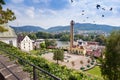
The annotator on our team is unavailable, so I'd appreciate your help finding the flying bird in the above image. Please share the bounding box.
[82,10,85,12]
[102,8,105,11]
[71,0,73,3]
[81,10,85,15]
[110,7,113,11]
[102,15,104,17]
[82,13,84,15]
[96,4,101,9]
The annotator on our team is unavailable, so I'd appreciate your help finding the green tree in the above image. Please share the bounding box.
[0,26,8,32]
[54,32,69,39]
[36,32,54,39]
[101,30,120,80]
[53,49,64,64]
[83,36,92,41]
[0,0,16,32]
[74,34,84,41]
[28,33,37,40]
[80,60,84,67]
[95,35,106,45]
[40,42,46,49]
[45,39,57,48]
[60,34,70,41]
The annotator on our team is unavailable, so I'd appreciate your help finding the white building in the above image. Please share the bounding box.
[18,35,33,52]
[0,24,17,47]
[33,39,45,49]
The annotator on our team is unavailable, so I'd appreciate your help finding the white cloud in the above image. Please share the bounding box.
[11,0,24,3]
[38,9,57,15]
[32,0,40,3]
[25,7,35,18]
[7,0,120,28]
[32,0,51,4]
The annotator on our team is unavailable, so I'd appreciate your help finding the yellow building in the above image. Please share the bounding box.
[68,45,86,55]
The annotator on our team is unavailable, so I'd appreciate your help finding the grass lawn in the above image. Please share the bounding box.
[30,50,39,54]
[30,50,40,53]
[86,66,102,78]
[30,49,53,55]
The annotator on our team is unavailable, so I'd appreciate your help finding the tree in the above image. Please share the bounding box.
[53,49,64,64]
[95,35,106,45]
[54,32,69,39]
[80,60,84,67]
[28,33,37,40]
[0,0,16,32]
[71,61,75,67]
[36,32,54,39]
[45,39,57,48]
[74,34,84,41]
[101,30,120,80]
[60,34,70,41]
[40,42,46,49]
[0,26,8,32]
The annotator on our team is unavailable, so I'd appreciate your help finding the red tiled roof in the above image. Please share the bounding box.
[86,49,101,57]
[87,42,99,45]
[47,46,56,49]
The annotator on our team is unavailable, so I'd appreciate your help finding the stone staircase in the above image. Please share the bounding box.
[0,54,31,80]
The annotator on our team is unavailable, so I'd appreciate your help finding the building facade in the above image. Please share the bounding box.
[33,39,44,49]
[18,35,33,52]
[0,24,17,47]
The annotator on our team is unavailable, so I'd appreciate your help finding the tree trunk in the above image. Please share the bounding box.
[57,60,59,64]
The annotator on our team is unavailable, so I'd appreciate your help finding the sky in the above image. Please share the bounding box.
[3,0,120,29]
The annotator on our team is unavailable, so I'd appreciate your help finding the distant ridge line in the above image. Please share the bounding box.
[11,23,120,33]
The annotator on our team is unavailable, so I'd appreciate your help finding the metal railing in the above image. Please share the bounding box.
[0,49,61,80]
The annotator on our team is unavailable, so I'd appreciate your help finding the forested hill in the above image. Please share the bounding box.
[11,25,45,32]
[47,23,120,33]
[12,23,120,33]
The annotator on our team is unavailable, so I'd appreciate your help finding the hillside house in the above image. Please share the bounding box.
[0,24,17,47]
[18,35,33,51]
[33,39,45,49]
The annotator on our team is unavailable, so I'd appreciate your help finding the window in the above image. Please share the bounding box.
[29,43,30,47]
[9,40,13,46]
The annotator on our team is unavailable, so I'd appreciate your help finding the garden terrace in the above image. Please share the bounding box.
[0,41,102,80]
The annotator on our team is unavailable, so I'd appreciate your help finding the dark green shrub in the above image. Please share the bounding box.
[87,65,90,68]
[91,62,94,65]
[80,67,85,70]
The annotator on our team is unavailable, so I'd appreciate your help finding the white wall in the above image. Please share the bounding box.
[0,37,17,47]
[20,36,33,51]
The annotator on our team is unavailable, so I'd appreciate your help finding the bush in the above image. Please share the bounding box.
[80,67,85,70]
[87,65,90,68]
[91,62,94,65]
[92,60,95,62]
